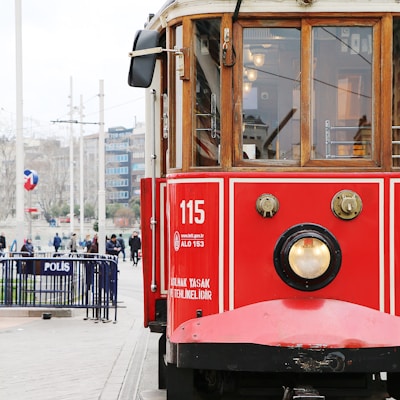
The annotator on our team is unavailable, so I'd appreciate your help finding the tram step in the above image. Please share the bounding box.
[284,387,325,400]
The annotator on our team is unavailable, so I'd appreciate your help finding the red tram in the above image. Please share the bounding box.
[128,0,400,398]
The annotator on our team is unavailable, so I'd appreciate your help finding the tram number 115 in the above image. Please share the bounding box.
[180,200,205,224]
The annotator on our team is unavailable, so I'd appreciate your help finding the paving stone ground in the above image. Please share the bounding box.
[0,259,159,400]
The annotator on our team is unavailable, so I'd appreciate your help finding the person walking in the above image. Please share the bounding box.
[0,232,6,253]
[117,234,126,261]
[84,234,92,253]
[129,231,141,267]
[53,233,62,252]
[88,234,98,253]
[21,238,34,256]
[106,234,121,257]
[69,233,77,253]
[20,238,35,274]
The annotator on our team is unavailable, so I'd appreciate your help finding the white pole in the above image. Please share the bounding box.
[98,80,106,254]
[15,0,25,251]
[69,77,75,235]
[79,95,84,244]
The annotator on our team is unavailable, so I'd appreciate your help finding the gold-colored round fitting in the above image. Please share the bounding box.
[331,190,362,220]
[256,193,279,218]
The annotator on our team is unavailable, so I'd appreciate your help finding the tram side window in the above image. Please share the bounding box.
[393,19,400,167]
[170,25,183,169]
[193,19,221,167]
[242,27,301,161]
[311,26,373,160]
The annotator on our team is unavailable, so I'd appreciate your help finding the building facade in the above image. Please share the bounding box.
[84,125,145,209]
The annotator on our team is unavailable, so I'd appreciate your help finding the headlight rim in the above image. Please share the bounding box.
[273,223,342,291]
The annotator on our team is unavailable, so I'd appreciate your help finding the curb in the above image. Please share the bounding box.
[0,307,74,318]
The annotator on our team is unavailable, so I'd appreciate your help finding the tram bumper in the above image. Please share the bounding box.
[168,298,400,373]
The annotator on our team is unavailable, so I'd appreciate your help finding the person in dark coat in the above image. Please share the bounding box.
[0,232,6,253]
[53,233,62,252]
[117,234,126,261]
[21,238,34,256]
[84,234,92,253]
[88,234,98,253]
[20,238,34,274]
[106,234,121,257]
[128,231,141,267]
[69,233,77,253]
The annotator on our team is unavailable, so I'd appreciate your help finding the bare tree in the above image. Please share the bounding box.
[0,136,16,220]
[25,139,71,221]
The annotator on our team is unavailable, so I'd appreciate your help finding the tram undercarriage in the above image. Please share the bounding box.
[167,367,397,400]
[163,300,400,399]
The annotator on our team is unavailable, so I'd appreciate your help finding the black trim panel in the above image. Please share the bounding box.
[176,342,400,373]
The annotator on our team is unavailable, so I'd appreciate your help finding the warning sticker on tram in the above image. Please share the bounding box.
[169,276,212,300]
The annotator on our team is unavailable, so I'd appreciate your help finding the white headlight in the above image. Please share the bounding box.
[288,237,331,279]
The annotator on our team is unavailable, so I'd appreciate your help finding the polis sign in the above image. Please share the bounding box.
[40,260,73,276]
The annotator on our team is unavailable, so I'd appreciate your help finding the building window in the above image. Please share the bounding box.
[106,166,129,175]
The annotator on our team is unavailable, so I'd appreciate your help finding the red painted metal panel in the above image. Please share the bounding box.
[140,177,167,328]
[142,172,400,348]
[167,179,222,336]
[231,177,382,311]
[171,298,400,348]
[393,179,400,315]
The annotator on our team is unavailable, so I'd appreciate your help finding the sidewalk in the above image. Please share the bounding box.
[0,258,152,400]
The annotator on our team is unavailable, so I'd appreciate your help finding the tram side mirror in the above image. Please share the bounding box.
[128,30,160,88]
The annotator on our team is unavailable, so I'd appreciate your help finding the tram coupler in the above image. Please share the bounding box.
[282,386,325,400]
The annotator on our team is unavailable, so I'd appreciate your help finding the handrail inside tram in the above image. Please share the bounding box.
[325,121,400,160]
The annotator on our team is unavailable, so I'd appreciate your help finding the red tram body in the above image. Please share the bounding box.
[129,0,400,398]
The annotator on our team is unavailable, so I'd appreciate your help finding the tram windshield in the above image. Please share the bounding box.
[242,27,301,161]
[241,23,374,164]
[311,26,373,160]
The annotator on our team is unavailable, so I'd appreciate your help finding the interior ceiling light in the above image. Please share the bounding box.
[243,81,252,93]
[253,53,265,67]
[247,69,258,81]
[243,48,253,64]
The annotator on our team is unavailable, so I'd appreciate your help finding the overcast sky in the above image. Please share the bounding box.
[0,0,165,138]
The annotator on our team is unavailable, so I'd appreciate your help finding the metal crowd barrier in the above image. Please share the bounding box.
[0,252,119,322]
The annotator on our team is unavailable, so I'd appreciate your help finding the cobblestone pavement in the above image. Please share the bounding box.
[0,259,157,400]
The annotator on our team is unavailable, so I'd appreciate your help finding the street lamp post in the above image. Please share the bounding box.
[98,80,106,254]
[79,95,84,244]
[69,77,75,235]
[15,0,25,250]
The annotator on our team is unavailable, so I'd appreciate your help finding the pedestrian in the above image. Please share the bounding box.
[69,233,77,253]
[21,238,34,256]
[85,234,92,253]
[53,232,62,252]
[88,234,98,253]
[117,234,126,261]
[20,238,34,274]
[106,234,121,257]
[129,231,141,267]
[0,232,6,253]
